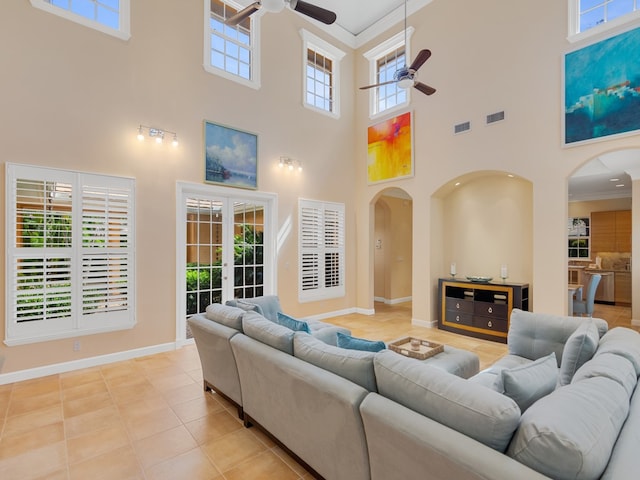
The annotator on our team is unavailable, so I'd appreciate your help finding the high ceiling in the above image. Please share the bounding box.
[569,150,640,202]
[309,0,407,36]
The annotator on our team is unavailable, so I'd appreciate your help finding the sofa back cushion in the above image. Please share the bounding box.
[293,333,378,391]
[507,376,629,480]
[572,352,638,398]
[205,303,246,331]
[508,309,607,365]
[227,295,282,322]
[594,327,640,375]
[374,350,520,452]
[242,311,294,354]
[558,319,600,385]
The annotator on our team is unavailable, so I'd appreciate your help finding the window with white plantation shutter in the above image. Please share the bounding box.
[299,199,345,302]
[6,164,135,345]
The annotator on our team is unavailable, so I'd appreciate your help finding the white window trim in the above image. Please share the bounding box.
[300,29,346,119]
[5,163,136,346]
[363,27,414,120]
[298,198,345,303]
[568,0,640,43]
[203,0,261,90]
[30,0,131,41]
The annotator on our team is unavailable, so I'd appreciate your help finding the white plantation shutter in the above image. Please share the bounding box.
[299,199,345,302]
[6,164,135,345]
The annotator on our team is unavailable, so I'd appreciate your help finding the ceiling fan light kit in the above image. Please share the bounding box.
[224,0,336,26]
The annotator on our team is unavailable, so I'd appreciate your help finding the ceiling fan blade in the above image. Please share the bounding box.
[359,79,399,90]
[224,2,261,26]
[290,0,337,25]
[409,49,432,73]
[414,81,436,96]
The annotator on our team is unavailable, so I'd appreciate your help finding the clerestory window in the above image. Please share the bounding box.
[30,0,131,40]
[363,28,414,118]
[300,29,346,118]
[569,0,640,41]
[205,0,260,89]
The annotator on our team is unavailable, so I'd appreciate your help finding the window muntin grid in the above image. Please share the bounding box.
[306,49,334,112]
[209,0,253,81]
[375,47,407,115]
[579,0,639,32]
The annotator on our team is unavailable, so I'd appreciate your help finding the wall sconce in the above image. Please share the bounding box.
[278,156,302,172]
[137,125,178,146]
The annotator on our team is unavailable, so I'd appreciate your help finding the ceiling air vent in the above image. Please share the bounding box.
[454,121,471,135]
[486,111,505,125]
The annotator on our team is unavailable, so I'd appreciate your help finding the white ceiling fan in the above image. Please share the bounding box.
[225,0,337,26]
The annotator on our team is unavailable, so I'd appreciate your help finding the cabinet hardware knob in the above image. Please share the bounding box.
[488,307,493,314]
[488,321,493,328]
[456,315,460,322]
[456,303,460,309]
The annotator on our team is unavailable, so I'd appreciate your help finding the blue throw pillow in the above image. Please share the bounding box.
[275,312,311,333]
[336,332,386,352]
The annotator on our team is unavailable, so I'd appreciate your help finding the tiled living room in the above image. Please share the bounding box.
[0,302,636,479]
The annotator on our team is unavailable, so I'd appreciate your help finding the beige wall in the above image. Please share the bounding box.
[569,198,632,217]
[0,1,357,374]
[355,0,640,322]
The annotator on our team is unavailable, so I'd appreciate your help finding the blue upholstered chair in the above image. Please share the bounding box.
[573,274,601,317]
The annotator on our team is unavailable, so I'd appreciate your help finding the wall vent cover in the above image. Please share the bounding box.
[454,121,471,134]
[486,111,505,124]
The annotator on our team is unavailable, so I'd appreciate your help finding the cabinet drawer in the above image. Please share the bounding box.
[445,297,474,314]
[445,310,473,326]
[473,316,508,332]
[474,301,508,318]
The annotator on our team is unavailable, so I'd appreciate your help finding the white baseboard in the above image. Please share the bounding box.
[305,307,358,321]
[632,318,640,326]
[356,307,376,316]
[0,342,178,386]
[412,318,438,328]
[373,296,412,305]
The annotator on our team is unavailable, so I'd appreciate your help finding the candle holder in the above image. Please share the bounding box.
[500,265,508,283]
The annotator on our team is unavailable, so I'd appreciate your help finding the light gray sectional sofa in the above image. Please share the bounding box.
[190,300,640,480]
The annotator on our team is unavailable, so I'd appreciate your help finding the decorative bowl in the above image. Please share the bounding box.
[466,276,493,283]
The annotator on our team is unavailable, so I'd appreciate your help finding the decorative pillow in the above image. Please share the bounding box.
[374,350,520,452]
[242,311,294,354]
[559,320,600,385]
[234,299,265,316]
[204,303,245,331]
[336,332,386,352]
[275,312,311,333]
[495,352,557,412]
[293,333,377,391]
[573,352,638,398]
[507,377,629,480]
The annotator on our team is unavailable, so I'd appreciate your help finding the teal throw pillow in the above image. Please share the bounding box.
[275,312,311,333]
[336,332,386,352]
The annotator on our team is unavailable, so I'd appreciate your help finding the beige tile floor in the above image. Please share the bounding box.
[0,302,634,479]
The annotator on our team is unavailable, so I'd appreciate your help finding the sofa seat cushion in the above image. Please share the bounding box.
[374,350,520,452]
[496,352,558,412]
[594,327,640,375]
[572,352,638,398]
[293,333,377,391]
[559,319,600,386]
[205,303,246,331]
[507,376,629,480]
[242,311,294,354]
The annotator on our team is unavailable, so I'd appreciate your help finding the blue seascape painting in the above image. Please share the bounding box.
[565,26,640,145]
[204,121,258,189]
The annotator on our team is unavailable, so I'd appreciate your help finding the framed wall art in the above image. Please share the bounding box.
[367,111,414,184]
[564,26,640,146]
[204,120,258,189]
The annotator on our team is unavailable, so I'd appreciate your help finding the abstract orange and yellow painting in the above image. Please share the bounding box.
[367,111,413,184]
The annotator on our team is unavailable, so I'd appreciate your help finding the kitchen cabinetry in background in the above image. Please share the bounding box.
[615,271,632,305]
[591,210,631,254]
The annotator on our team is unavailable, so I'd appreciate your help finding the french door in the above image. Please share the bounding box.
[177,183,276,341]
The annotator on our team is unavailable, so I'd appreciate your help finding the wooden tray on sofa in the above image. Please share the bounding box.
[389,337,444,360]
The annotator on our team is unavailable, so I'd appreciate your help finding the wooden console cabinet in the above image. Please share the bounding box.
[438,279,530,343]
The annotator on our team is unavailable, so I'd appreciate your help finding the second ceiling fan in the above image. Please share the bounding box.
[359,1,436,97]
[225,0,337,26]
